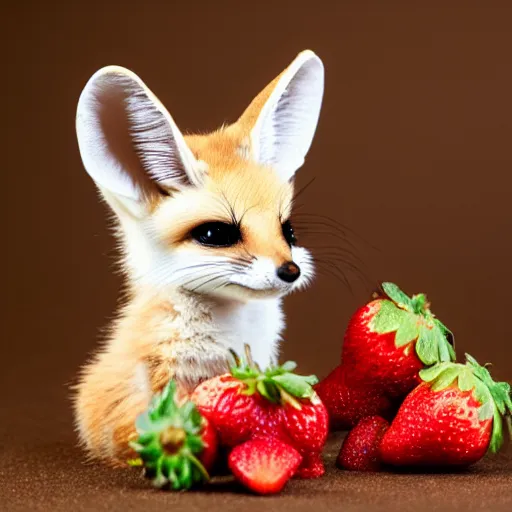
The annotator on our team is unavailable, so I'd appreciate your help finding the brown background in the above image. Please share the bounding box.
[1,1,512,510]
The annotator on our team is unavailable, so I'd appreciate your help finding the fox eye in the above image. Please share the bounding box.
[282,220,297,246]
[191,222,242,247]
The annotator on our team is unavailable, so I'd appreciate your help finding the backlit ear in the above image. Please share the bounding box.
[238,50,324,181]
[76,66,204,217]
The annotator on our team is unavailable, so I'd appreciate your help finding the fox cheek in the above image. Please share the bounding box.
[290,246,315,284]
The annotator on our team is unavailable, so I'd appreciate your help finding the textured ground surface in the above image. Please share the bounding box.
[2,396,511,512]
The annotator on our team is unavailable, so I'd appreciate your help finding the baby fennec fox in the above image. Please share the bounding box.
[74,50,324,464]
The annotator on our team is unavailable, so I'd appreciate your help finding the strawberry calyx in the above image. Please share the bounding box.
[419,353,512,454]
[128,380,210,490]
[371,282,456,366]
[230,354,319,410]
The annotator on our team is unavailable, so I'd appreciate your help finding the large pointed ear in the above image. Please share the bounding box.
[237,50,324,181]
[76,66,204,217]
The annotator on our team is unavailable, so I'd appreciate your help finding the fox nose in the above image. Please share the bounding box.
[276,261,301,283]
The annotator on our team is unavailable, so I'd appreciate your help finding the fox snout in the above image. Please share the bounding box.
[276,261,301,283]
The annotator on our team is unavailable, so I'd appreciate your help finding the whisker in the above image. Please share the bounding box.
[314,262,354,292]
[293,213,380,251]
[292,227,360,253]
[292,177,316,204]
[310,245,366,267]
[190,271,238,293]
[314,255,374,290]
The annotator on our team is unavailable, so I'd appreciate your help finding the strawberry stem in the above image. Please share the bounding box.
[129,380,210,490]
[230,346,319,407]
[374,282,456,366]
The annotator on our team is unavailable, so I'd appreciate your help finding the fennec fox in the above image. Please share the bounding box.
[74,50,324,464]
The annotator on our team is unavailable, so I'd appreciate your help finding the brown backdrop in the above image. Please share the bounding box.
[2,0,512,470]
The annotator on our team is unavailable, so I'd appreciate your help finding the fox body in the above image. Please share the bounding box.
[73,51,324,464]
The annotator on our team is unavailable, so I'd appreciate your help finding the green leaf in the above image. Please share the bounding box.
[416,326,440,366]
[187,434,204,454]
[506,416,512,442]
[303,374,319,386]
[473,378,491,406]
[447,342,456,361]
[135,412,154,433]
[411,294,427,314]
[371,300,408,334]
[489,407,503,453]
[188,453,210,482]
[490,382,511,415]
[457,367,476,392]
[139,443,163,463]
[381,282,413,310]
[231,366,258,380]
[434,318,455,353]
[161,455,179,478]
[179,458,192,490]
[280,361,297,372]
[272,373,315,399]
[437,335,452,363]
[478,400,495,421]
[431,367,461,391]
[419,362,452,382]
[257,379,280,403]
[158,381,177,417]
[394,312,420,347]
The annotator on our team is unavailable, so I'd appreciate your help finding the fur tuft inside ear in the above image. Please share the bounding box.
[76,66,203,215]
[241,50,324,181]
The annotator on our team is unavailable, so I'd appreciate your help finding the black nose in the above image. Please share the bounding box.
[277,261,301,283]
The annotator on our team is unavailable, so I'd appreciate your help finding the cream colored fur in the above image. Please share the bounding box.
[73,50,324,464]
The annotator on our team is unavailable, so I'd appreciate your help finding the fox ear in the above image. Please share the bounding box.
[238,50,324,181]
[76,66,204,217]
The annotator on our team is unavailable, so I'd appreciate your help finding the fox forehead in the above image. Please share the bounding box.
[151,128,294,242]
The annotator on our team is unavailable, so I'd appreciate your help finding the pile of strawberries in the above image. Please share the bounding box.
[129,351,328,494]
[316,282,512,471]
[128,282,511,494]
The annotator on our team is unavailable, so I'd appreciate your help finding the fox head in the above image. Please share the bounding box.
[76,51,324,300]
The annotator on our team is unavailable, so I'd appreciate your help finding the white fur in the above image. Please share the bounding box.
[210,298,284,368]
[76,66,205,217]
[165,290,285,370]
[115,218,313,368]
[250,50,324,181]
[76,53,322,371]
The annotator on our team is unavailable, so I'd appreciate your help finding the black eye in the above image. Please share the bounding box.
[282,220,297,246]
[191,222,241,247]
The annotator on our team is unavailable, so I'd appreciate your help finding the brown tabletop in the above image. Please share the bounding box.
[2,395,511,512]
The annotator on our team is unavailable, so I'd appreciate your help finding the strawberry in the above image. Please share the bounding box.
[381,354,512,467]
[129,380,217,490]
[342,282,456,398]
[314,364,395,430]
[228,438,302,494]
[192,358,328,478]
[337,416,389,471]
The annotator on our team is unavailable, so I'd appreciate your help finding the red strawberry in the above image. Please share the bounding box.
[129,380,218,490]
[381,354,512,467]
[342,282,456,398]
[315,364,395,430]
[337,416,389,471]
[191,374,255,447]
[228,438,302,494]
[192,359,328,478]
